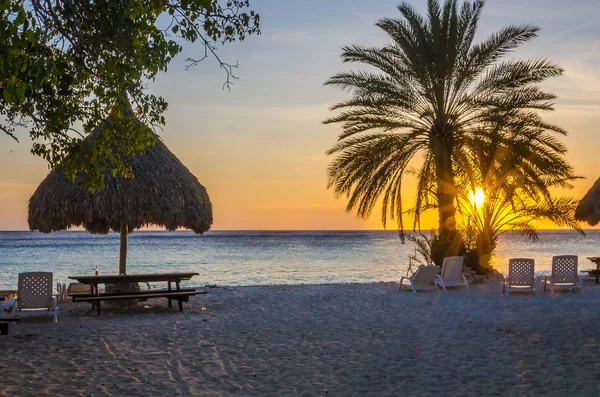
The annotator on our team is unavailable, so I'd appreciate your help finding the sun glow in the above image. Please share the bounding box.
[469,188,485,208]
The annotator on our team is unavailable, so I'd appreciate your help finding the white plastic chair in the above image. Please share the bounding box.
[504,258,538,296]
[542,255,584,296]
[399,265,441,294]
[434,256,468,291]
[17,272,58,323]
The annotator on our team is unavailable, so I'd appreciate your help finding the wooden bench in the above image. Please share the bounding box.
[0,316,21,335]
[71,288,206,314]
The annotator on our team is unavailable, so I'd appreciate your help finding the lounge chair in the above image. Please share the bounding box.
[542,255,584,296]
[399,265,441,294]
[434,256,468,291]
[17,272,58,323]
[504,258,538,296]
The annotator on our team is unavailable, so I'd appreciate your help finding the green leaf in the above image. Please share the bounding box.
[3,89,14,103]
[14,10,26,26]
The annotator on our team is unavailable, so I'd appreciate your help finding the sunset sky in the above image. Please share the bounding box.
[1,0,599,231]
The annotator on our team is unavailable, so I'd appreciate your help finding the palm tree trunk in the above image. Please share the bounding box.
[477,234,493,272]
[476,212,496,273]
[434,142,458,233]
[433,138,462,257]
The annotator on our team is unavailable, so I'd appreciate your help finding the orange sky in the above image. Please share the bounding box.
[1,0,600,231]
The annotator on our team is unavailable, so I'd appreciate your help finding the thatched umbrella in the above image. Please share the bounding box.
[575,178,600,226]
[28,130,213,275]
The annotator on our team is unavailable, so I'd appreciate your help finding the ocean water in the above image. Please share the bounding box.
[0,230,599,289]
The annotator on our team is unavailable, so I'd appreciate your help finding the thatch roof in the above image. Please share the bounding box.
[575,177,600,226]
[28,134,213,234]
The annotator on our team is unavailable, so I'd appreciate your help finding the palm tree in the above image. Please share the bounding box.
[324,0,565,257]
[456,125,582,270]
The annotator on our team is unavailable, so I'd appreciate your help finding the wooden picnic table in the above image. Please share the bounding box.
[586,257,600,284]
[67,272,202,315]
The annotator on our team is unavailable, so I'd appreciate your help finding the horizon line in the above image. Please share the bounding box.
[0,229,596,233]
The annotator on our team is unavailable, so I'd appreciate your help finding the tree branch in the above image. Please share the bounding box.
[0,124,19,142]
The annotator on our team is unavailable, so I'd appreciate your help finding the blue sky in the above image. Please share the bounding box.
[2,0,600,230]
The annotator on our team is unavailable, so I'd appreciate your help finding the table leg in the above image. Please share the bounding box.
[596,263,600,284]
[90,284,96,312]
[0,323,8,335]
[176,281,183,312]
[168,281,172,308]
[95,284,101,316]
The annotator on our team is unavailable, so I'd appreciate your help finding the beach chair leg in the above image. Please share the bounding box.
[399,277,407,292]
[409,280,416,294]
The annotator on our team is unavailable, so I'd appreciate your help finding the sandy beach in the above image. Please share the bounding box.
[1,280,600,396]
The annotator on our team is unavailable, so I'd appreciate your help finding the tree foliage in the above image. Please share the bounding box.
[457,125,582,271]
[1,0,260,190]
[324,0,566,257]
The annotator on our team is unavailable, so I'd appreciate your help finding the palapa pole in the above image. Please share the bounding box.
[119,221,128,275]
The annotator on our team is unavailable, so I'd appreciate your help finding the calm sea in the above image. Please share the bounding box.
[1,230,599,289]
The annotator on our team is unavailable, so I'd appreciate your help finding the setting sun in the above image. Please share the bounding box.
[469,188,485,208]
